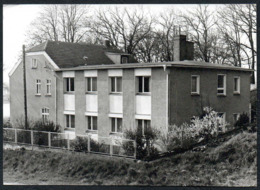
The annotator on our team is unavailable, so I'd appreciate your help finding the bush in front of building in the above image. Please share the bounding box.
[234,112,249,129]
[71,136,89,152]
[161,107,230,151]
[123,126,160,160]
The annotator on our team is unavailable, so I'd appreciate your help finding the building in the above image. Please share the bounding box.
[9,35,252,139]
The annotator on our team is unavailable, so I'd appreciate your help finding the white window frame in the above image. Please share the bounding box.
[233,113,240,123]
[110,77,122,93]
[86,116,98,131]
[36,79,41,95]
[46,79,51,95]
[137,119,151,136]
[31,58,38,69]
[217,74,226,95]
[111,117,123,133]
[86,77,97,93]
[233,76,240,94]
[42,108,49,123]
[65,114,75,129]
[137,76,151,94]
[191,75,200,95]
[64,78,74,92]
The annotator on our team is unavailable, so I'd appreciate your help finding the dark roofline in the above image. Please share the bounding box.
[55,61,253,72]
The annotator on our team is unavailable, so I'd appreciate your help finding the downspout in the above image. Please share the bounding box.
[163,65,169,133]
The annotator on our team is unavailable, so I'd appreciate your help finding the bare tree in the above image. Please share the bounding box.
[180,5,217,62]
[217,4,256,83]
[90,7,154,57]
[26,5,90,47]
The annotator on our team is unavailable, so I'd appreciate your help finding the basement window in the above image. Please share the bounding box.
[111,118,122,133]
[65,115,75,129]
[137,119,150,136]
[217,74,226,96]
[191,75,200,95]
[87,116,98,131]
[234,76,240,94]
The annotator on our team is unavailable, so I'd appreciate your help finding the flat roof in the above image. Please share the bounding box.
[56,61,253,72]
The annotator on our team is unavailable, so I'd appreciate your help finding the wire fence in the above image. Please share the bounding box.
[3,128,136,159]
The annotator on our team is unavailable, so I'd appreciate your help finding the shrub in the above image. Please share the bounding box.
[235,112,249,128]
[32,120,61,132]
[161,107,229,151]
[71,136,89,152]
[3,118,12,128]
[123,126,160,160]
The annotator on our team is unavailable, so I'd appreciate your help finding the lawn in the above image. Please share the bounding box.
[3,131,257,186]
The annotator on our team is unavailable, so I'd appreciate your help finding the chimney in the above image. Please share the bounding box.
[104,40,110,48]
[173,34,194,61]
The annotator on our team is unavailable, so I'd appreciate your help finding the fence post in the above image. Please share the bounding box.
[48,132,51,148]
[14,129,17,144]
[31,130,34,148]
[110,138,113,156]
[67,133,70,150]
[87,135,90,153]
[134,141,137,159]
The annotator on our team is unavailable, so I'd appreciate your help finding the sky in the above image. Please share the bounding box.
[2,4,224,85]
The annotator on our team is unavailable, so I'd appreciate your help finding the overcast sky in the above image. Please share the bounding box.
[3,4,221,85]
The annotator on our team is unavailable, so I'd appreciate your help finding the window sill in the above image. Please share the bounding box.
[217,94,226,97]
[86,130,98,134]
[45,94,52,97]
[64,92,75,94]
[110,92,122,95]
[109,132,123,136]
[191,92,200,96]
[233,92,240,95]
[35,94,41,97]
[136,92,151,96]
[64,128,75,131]
[86,91,98,95]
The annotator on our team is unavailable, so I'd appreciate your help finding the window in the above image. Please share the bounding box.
[137,119,151,136]
[87,116,97,131]
[121,56,128,63]
[233,113,240,123]
[111,77,122,93]
[217,74,226,95]
[65,115,75,129]
[138,76,150,93]
[234,76,240,94]
[42,108,49,123]
[32,58,38,69]
[191,75,200,94]
[111,118,122,133]
[36,79,41,95]
[46,79,51,95]
[86,77,97,92]
[65,78,74,92]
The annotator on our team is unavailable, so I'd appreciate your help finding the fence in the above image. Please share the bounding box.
[3,128,136,159]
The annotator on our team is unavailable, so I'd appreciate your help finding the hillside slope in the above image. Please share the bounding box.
[3,131,256,186]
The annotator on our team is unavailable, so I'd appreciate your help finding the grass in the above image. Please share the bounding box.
[3,131,256,186]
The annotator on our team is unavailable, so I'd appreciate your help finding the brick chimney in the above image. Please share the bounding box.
[173,35,194,61]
